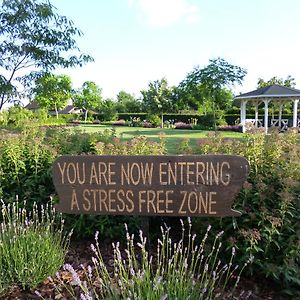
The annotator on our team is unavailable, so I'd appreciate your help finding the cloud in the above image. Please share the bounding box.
[128,0,200,27]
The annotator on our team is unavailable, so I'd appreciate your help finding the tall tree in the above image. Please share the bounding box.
[34,73,72,118]
[257,75,296,88]
[73,81,102,123]
[0,0,93,110]
[116,91,141,113]
[182,58,246,129]
[141,78,173,127]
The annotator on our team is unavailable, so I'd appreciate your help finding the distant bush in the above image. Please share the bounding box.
[218,124,242,132]
[112,119,126,126]
[143,121,153,128]
[175,122,192,129]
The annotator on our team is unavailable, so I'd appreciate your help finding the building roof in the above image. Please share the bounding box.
[59,105,78,114]
[235,84,300,100]
[24,101,39,110]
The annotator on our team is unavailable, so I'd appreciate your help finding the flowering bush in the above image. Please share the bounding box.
[194,130,300,296]
[143,121,153,128]
[218,125,242,132]
[71,119,81,124]
[174,122,192,129]
[112,119,126,126]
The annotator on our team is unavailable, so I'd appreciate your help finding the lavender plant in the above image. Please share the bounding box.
[46,218,252,299]
[0,199,71,295]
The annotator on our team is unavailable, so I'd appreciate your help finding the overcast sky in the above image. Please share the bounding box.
[51,0,300,99]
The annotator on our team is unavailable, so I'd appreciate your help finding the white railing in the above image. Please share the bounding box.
[271,119,288,130]
[245,119,263,127]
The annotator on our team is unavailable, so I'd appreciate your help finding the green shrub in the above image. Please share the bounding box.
[0,128,56,204]
[7,107,34,128]
[194,130,300,296]
[47,219,251,299]
[0,200,70,295]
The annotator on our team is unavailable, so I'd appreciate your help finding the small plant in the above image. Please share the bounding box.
[0,199,71,295]
[46,219,252,299]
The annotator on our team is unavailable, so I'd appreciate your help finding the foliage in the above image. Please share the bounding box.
[181,58,246,130]
[116,91,142,113]
[0,200,70,294]
[257,75,296,88]
[95,135,165,156]
[146,114,161,127]
[0,126,168,238]
[73,81,102,123]
[194,130,300,296]
[0,128,56,203]
[99,98,118,121]
[141,78,174,127]
[0,0,93,110]
[46,219,251,300]
[33,73,72,119]
[6,106,34,128]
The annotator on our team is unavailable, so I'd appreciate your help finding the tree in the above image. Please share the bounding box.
[99,98,117,121]
[34,73,72,118]
[0,0,93,110]
[182,58,246,129]
[73,81,102,122]
[257,75,296,88]
[116,91,141,113]
[141,78,173,127]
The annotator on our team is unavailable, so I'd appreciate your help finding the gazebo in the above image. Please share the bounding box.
[234,85,300,133]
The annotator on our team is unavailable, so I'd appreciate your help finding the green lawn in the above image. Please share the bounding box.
[77,125,243,153]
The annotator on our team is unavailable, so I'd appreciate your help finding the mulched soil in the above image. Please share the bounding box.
[2,238,292,300]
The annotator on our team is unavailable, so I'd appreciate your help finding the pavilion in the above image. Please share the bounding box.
[234,85,300,133]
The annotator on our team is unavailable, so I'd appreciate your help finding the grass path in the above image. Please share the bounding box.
[78,125,243,153]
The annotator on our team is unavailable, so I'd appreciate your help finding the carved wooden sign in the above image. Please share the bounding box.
[53,155,249,217]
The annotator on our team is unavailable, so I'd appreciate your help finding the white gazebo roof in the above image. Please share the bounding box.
[235,84,300,101]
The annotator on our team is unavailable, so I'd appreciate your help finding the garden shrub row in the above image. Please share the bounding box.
[190,130,300,297]
[0,125,299,296]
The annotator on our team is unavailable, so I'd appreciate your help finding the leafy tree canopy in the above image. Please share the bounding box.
[179,58,246,112]
[0,0,93,110]
[257,75,296,88]
[73,81,102,122]
[141,78,174,114]
[33,73,72,118]
[116,91,141,113]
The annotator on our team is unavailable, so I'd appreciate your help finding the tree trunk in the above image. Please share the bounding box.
[84,109,88,123]
[212,93,217,132]
[55,103,58,119]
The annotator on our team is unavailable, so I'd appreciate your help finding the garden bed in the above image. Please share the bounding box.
[3,237,291,300]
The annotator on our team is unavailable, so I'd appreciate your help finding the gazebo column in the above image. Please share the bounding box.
[240,100,248,133]
[254,100,260,128]
[263,99,270,134]
[278,102,284,129]
[292,99,299,127]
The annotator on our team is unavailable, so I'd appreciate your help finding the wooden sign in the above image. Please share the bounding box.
[53,155,249,217]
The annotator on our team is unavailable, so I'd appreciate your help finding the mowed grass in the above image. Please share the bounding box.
[77,125,243,153]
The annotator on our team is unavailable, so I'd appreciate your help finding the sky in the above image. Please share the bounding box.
[51,0,300,99]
